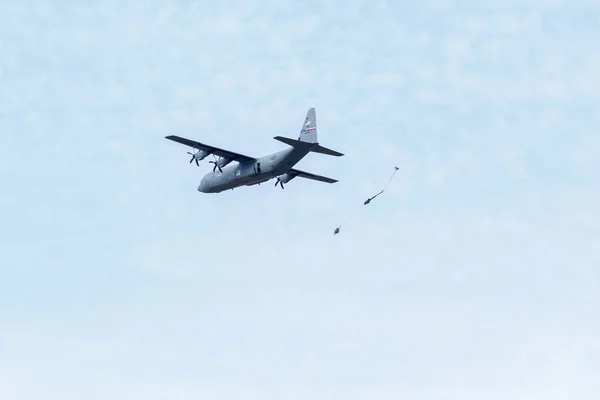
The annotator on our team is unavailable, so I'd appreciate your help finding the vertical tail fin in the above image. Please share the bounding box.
[298,107,317,143]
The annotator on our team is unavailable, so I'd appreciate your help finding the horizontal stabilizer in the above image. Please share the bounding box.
[288,168,338,183]
[273,136,312,149]
[310,144,344,157]
[273,136,344,157]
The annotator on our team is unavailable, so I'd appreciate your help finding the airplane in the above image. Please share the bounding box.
[165,107,344,193]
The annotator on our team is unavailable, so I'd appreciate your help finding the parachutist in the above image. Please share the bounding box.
[335,166,400,235]
[364,189,383,205]
[363,167,398,205]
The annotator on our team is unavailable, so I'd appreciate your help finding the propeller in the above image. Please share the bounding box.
[275,173,293,189]
[187,151,199,166]
[275,177,285,189]
[186,148,209,166]
[209,154,223,172]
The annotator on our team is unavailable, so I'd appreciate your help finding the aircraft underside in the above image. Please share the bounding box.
[215,174,273,192]
[198,167,276,193]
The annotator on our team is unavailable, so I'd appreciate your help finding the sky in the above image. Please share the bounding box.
[1,0,599,398]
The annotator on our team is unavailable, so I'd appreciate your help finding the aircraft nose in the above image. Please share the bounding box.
[198,176,208,192]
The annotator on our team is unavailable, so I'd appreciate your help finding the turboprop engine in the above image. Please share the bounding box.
[274,173,294,189]
[209,156,232,172]
[187,149,210,166]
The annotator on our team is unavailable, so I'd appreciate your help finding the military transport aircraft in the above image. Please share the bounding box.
[165,107,344,193]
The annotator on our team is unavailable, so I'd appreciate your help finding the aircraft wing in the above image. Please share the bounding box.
[288,168,338,183]
[165,135,256,164]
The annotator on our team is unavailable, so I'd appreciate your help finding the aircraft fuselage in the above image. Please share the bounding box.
[198,145,312,193]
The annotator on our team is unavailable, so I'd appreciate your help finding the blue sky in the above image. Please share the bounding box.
[1,0,599,398]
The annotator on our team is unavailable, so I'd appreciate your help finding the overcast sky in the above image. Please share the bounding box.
[1,1,599,399]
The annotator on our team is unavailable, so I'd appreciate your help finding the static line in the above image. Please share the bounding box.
[334,166,400,235]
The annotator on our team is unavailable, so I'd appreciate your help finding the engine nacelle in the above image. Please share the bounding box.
[277,173,293,184]
[194,150,210,160]
[216,157,232,167]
